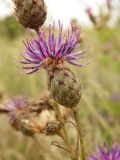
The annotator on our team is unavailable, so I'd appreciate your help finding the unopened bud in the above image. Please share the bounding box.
[13,0,47,31]
[86,7,97,25]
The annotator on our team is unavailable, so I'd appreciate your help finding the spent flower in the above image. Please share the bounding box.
[5,97,28,130]
[4,93,71,135]
[5,97,34,136]
[4,97,35,136]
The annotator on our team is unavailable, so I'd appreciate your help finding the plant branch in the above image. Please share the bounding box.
[73,107,86,160]
[53,101,77,160]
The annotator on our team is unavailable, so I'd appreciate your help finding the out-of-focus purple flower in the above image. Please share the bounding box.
[5,97,28,129]
[21,21,89,74]
[86,7,93,16]
[89,145,120,160]
[111,93,120,102]
[86,7,97,25]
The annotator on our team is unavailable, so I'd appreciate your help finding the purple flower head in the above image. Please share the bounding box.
[21,21,89,74]
[89,145,120,160]
[5,97,28,126]
[86,7,93,15]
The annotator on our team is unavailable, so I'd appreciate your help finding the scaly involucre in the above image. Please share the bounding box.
[21,21,89,74]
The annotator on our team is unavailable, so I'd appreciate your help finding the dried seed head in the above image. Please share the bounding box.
[19,93,71,135]
[4,93,71,136]
[18,109,60,135]
[45,122,61,135]
[13,0,47,30]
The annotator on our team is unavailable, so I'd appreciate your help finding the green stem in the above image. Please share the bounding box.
[53,102,77,160]
[73,107,86,160]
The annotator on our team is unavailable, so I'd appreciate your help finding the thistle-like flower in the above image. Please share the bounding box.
[21,22,88,72]
[5,97,28,130]
[89,145,120,160]
[86,7,97,25]
[21,22,89,108]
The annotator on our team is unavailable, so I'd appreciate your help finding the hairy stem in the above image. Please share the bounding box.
[53,102,77,160]
[73,107,86,160]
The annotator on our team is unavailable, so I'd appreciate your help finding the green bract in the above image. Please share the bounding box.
[48,66,81,108]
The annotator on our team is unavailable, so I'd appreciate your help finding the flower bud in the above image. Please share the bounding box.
[48,65,81,108]
[86,7,97,25]
[13,0,47,30]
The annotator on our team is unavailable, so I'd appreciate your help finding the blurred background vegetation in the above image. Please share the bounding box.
[0,2,120,160]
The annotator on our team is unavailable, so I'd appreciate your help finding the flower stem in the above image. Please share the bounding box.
[53,102,77,160]
[73,107,86,160]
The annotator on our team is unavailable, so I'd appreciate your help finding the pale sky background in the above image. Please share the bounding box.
[0,0,119,26]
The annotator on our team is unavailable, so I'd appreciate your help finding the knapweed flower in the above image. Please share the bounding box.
[5,97,28,130]
[21,21,89,74]
[89,145,120,160]
[21,22,89,108]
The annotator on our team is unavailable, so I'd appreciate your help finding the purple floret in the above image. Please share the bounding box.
[89,146,120,160]
[21,21,89,74]
[5,97,27,124]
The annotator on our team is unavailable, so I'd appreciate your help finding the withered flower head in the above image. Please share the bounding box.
[5,97,28,130]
